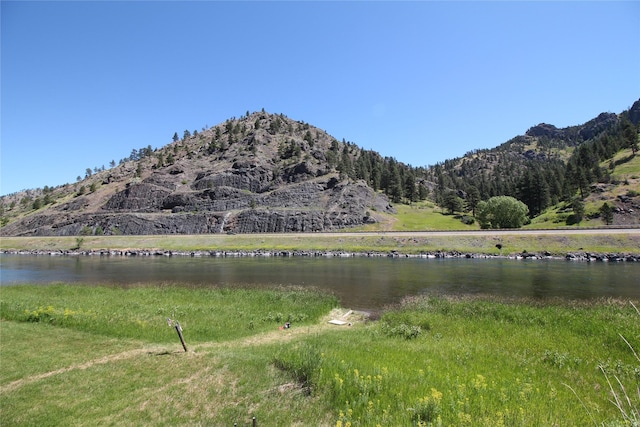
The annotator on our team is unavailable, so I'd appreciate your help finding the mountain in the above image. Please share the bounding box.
[424,99,640,220]
[1,100,639,236]
[0,112,395,236]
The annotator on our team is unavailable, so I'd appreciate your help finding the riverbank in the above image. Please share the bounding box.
[1,285,637,425]
[2,247,640,262]
[1,230,639,260]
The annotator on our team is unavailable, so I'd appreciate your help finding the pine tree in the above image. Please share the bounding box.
[571,197,585,225]
[354,154,370,183]
[385,160,404,203]
[518,167,550,216]
[418,183,429,201]
[599,202,614,225]
[404,172,417,203]
[465,186,480,216]
[622,118,639,155]
[443,190,463,214]
[338,151,353,179]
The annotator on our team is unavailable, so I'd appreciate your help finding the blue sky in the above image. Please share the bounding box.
[1,1,639,196]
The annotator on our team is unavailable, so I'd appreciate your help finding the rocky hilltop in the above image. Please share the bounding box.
[1,112,394,236]
[525,112,620,142]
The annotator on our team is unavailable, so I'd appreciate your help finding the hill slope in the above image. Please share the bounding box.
[1,100,639,236]
[0,112,394,236]
[423,99,640,224]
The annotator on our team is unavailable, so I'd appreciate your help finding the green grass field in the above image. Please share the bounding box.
[1,285,638,426]
[352,202,479,232]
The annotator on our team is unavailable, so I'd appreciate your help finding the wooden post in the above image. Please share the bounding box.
[174,321,187,352]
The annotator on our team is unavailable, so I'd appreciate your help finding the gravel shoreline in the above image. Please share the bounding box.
[2,249,639,262]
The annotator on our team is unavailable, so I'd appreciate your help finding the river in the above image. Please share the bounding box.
[1,254,638,310]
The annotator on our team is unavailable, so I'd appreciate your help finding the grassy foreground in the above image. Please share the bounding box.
[1,285,638,426]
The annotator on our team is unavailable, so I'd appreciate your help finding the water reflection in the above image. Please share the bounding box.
[1,255,638,310]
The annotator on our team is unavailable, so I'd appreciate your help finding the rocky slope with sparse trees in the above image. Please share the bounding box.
[1,99,639,236]
[0,111,398,236]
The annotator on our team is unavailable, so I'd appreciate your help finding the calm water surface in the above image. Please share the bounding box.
[1,255,638,310]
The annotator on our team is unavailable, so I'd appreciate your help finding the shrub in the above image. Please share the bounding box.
[476,196,529,229]
[72,237,84,250]
[380,322,422,339]
[460,215,475,225]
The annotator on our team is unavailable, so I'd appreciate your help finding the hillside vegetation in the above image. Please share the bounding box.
[1,100,639,236]
[531,148,640,228]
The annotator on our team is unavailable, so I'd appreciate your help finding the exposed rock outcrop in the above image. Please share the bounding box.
[525,112,619,143]
[525,123,565,139]
[0,112,395,236]
[629,99,640,126]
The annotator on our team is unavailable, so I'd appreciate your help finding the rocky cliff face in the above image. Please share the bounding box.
[525,112,619,143]
[0,112,394,236]
[629,99,640,126]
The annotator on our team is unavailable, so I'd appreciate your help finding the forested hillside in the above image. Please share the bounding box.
[422,100,640,224]
[1,100,639,235]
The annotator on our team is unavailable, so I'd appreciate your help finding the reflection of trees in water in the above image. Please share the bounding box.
[529,262,599,300]
[4,256,638,307]
[530,268,551,300]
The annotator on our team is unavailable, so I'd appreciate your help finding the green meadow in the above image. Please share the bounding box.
[1,285,638,426]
